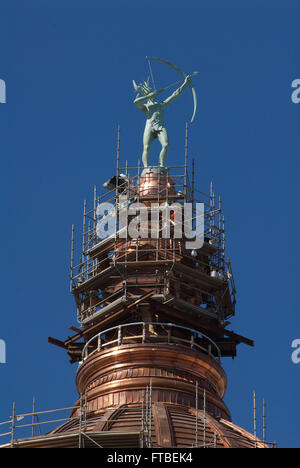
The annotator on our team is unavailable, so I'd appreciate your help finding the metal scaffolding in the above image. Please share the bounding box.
[0,387,277,449]
[69,160,236,329]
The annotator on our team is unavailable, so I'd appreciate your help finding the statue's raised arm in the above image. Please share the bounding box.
[162,75,192,107]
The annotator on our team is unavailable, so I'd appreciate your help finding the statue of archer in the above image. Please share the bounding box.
[132,75,192,169]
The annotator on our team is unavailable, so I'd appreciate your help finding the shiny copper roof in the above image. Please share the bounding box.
[39,167,268,448]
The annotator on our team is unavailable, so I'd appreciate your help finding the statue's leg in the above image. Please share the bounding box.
[142,127,154,167]
[157,128,169,167]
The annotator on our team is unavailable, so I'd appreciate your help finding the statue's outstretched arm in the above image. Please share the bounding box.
[163,75,191,107]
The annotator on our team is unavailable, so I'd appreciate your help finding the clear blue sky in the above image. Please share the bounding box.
[0,0,299,448]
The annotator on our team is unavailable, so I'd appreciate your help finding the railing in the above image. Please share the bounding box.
[81,321,221,362]
[0,404,144,448]
[0,404,81,447]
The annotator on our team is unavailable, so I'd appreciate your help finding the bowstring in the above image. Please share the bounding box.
[147,58,156,91]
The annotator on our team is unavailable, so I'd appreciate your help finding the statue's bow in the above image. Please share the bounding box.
[146,56,198,123]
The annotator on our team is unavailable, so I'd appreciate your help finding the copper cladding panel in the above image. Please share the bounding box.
[75,343,229,421]
[138,172,176,199]
[48,404,268,449]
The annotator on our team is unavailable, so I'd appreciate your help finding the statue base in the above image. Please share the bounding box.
[138,167,176,199]
[141,166,169,176]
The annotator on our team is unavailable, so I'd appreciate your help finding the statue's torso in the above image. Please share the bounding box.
[144,102,165,131]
